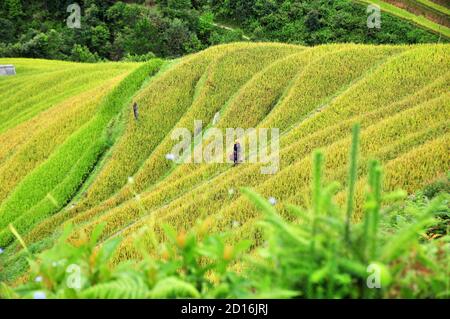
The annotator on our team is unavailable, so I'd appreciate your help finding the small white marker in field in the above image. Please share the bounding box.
[0,247,4,254]
[232,220,240,228]
[35,276,43,283]
[268,197,277,206]
[166,153,176,161]
[228,188,235,196]
[33,291,46,299]
[0,65,16,76]
[128,176,134,184]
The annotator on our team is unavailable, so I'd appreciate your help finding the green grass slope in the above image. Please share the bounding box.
[0,58,164,268]
[0,43,448,282]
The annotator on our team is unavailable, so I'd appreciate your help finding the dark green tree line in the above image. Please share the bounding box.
[0,0,443,62]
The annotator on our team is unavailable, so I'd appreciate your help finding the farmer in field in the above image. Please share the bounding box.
[233,141,241,166]
[133,102,139,121]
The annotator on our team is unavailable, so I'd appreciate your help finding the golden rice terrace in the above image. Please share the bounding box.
[0,43,449,282]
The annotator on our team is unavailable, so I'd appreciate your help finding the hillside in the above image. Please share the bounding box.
[0,42,449,282]
[1,0,446,63]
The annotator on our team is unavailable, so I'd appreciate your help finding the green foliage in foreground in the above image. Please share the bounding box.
[1,125,448,299]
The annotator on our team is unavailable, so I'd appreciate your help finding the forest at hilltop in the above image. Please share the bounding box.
[0,0,445,62]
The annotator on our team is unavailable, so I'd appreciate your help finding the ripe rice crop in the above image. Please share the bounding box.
[0,43,448,282]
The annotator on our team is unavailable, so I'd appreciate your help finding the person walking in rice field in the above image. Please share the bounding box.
[133,102,139,121]
[233,141,241,166]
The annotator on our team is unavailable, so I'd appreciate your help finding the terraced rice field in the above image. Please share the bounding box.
[356,0,450,38]
[383,0,450,28]
[0,43,449,282]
